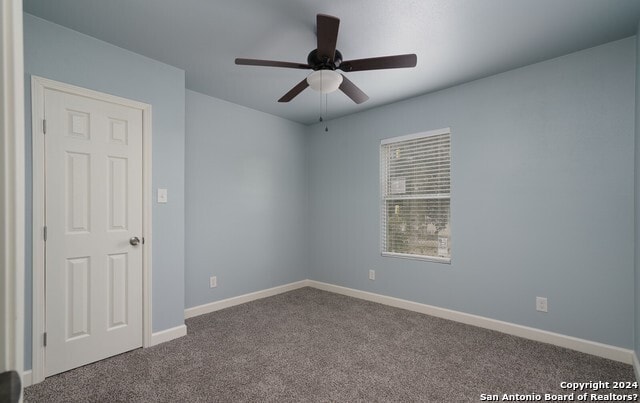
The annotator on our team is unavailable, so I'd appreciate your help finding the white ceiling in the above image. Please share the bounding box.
[24,0,640,125]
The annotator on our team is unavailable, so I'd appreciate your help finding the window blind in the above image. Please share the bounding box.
[380,128,451,262]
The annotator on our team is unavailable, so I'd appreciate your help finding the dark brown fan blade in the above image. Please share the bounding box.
[278,79,309,102]
[339,54,417,72]
[235,58,311,70]
[339,74,369,104]
[316,14,340,62]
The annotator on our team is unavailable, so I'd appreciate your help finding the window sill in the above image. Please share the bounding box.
[381,252,451,264]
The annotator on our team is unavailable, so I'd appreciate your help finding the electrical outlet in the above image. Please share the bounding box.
[536,296,547,312]
[369,269,375,281]
[209,276,217,288]
[157,188,168,203]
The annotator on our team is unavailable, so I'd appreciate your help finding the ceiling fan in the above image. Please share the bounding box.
[235,14,417,104]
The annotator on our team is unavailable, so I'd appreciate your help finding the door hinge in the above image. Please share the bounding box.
[43,119,47,134]
[142,237,145,245]
[43,225,47,242]
[43,332,47,347]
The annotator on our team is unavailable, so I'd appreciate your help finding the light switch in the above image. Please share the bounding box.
[157,188,168,203]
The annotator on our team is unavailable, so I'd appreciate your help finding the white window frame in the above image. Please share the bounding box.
[380,127,451,264]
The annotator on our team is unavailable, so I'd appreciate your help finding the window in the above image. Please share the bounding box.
[380,128,451,263]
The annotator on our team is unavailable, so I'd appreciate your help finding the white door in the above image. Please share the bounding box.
[44,87,143,376]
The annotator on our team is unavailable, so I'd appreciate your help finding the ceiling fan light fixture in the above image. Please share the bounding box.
[307,70,343,93]
[236,14,415,104]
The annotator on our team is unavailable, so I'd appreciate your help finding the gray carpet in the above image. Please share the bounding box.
[25,287,636,402]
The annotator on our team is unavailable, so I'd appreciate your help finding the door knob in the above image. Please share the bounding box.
[129,237,141,246]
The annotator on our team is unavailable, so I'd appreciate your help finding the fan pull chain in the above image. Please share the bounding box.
[324,93,329,132]
[314,71,329,132]
[322,70,328,132]
[318,71,324,123]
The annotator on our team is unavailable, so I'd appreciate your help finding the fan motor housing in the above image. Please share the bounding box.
[307,49,343,70]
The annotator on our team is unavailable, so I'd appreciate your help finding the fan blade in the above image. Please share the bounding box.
[316,14,340,62]
[278,79,310,102]
[339,54,417,72]
[235,58,311,70]
[339,74,369,104]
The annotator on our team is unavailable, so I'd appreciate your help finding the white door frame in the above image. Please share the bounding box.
[30,76,153,385]
[0,0,25,396]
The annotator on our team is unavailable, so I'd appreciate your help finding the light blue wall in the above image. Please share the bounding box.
[184,90,308,308]
[23,14,186,368]
[307,37,636,348]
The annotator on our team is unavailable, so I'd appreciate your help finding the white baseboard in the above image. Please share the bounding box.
[22,369,32,387]
[307,280,634,364]
[634,352,640,382]
[184,280,310,319]
[150,324,187,347]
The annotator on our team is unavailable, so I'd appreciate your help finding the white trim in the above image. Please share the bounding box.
[380,127,450,145]
[381,252,451,264]
[306,280,634,364]
[149,325,187,347]
[30,76,153,384]
[0,0,25,394]
[22,370,32,388]
[184,280,309,319]
[30,76,45,386]
[633,352,640,383]
[141,93,153,349]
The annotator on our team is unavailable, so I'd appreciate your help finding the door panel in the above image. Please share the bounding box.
[65,152,90,233]
[107,253,128,329]
[108,157,128,231]
[65,256,90,340]
[44,88,143,376]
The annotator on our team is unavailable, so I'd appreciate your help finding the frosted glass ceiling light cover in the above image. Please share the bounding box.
[307,70,343,93]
